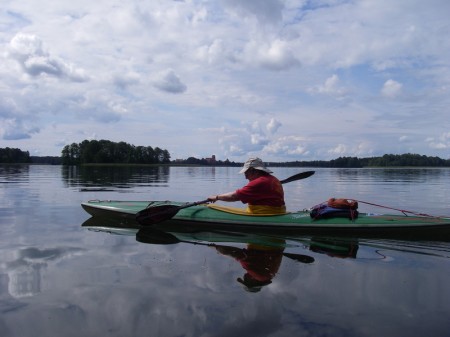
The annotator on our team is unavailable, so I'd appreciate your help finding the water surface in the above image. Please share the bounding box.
[1,165,449,337]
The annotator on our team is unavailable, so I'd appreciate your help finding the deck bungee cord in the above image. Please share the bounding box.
[353,199,441,218]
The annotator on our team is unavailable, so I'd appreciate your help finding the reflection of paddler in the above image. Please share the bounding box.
[215,243,285,292]
[135,228,315,292]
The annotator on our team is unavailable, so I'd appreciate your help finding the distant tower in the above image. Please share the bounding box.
[206,155,216,164]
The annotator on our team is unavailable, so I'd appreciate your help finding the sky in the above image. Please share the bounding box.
[1,0,449,162]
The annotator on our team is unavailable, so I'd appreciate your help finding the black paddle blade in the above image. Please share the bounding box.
[283,252,315,264]
[136,199,210,226]
[280,171,315,184]
[136,228,180,245]
[136,205,180,225]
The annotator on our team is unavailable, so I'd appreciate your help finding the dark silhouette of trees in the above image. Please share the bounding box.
[3,144,450,168]
[30,156,61,164]
[61,140,170,165]
[360,153,448,167]
[177,156,240,166]
[0,148,31,163]
[268,153,450,168]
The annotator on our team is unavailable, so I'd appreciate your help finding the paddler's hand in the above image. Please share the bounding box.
[207,195,220,203]
[208,192,239,202]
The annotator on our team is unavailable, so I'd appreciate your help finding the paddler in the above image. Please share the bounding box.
[207,157,286,214]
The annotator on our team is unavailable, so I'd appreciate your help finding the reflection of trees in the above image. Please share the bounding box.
[0,164,30,181]
[61,165,170,189]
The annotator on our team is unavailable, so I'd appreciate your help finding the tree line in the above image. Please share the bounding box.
[0,147,31,163]
[179,157,240,166]
[2,145,450,167]
[61,140,171,165]
[268,153,450,168]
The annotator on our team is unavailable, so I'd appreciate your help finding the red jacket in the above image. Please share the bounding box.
[236,174,285,207]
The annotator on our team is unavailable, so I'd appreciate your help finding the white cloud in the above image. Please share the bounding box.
[0,1,449,160]
[1,118,40,140]
[266,118,282,134]
[113,72,140,89]
[219,119,287,157]
[7,33,88,82]
[250,133,269,146]
[153,69,187,94]
[264,136,310,156]
[195,39,226,65]
[247,39,300,71]
[308,74,348,97]
[328,143,348,156]
[381,79,402,98]
[325,141,376,158]
[426,132,450,150]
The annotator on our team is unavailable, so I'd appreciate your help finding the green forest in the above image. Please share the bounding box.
[267,153,450,168]
[1,142,450,168]
[60,140,171,165]
[0,147,31,163]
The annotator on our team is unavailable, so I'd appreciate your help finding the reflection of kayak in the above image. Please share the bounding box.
[81,200,450,238]
[309,237,358,258]
[81,216,300,248]
[81,217,320,261]
[81,217,357,261]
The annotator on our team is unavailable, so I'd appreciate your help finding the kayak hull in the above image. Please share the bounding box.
[81,200,450,238]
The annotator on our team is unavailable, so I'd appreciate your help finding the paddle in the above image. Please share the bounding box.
[136,228,315,264]
[136,170,315,226]
[279,170,315,184]
[136,199,209,225]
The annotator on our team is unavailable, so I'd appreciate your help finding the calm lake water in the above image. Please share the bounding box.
[1,165,450,337]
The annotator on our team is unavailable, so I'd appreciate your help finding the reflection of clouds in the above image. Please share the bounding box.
[2,247,84,298]
[8,265,41,298]
[0,233,448,337]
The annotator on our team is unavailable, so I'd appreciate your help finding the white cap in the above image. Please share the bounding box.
[239,157,273,174]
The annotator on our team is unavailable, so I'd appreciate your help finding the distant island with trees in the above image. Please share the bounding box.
[1,140,450,168]
[60,140,171,165]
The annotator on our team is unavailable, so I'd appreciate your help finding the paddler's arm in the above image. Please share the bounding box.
[207,191,240,203]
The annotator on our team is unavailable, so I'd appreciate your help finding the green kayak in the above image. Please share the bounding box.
[81,200,450,237]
